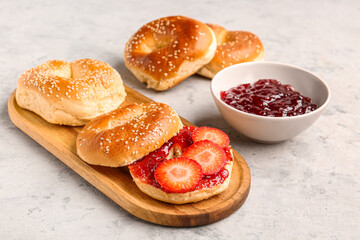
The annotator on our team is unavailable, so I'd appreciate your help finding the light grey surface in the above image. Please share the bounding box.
[1,0,359,239]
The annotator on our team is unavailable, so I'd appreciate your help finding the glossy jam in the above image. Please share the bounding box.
[195,168,229,190]
[220,79,318,117]
[128,126,232,193]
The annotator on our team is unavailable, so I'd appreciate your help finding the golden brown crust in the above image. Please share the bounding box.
[197,23,265,78]
[16,59,126,126]
[206,23,227,44]
[124,16,216,90]
[76,102,183,167]
[131,156,234,204]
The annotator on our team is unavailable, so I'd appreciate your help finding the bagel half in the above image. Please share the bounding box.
[131,157,233,204]
[76,102,183,167]
[128,126,234,204]
[16,59,126,126]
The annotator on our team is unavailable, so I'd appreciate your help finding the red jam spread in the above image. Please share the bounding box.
[194,168,229,190]
[221,79,318,117]
[128,126,232,193]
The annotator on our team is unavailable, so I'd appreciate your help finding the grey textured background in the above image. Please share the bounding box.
[1,0,359,239]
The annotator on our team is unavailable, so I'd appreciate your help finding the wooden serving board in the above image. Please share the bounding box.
[8,86,251,227]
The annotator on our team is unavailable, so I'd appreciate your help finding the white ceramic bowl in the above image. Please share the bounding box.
[211,62,331,143]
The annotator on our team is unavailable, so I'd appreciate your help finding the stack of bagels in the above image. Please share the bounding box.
[125,15,264,91]
[15,15,261,204]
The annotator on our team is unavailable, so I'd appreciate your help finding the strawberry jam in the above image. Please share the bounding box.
[195,168,229,190]
[221,79,318,117]
[128,126,232,193]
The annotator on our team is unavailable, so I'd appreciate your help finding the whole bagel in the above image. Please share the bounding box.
[124,15,217,91]
[197,23,265,78]
[76,102,183,167]
[16,59,126,126]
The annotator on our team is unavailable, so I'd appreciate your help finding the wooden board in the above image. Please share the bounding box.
[7,86,251,227]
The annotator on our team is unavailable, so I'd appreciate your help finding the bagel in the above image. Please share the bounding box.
[76,103,233,204]
[16,59,126,126]
[124,15,217,91]
[76,102,183,167]
[197,23,265,78]
[130,157,233,204]
[128,126,234,204]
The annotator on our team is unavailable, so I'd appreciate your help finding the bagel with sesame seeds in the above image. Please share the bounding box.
[130,159,233,204]
[16,59,126,126]
[76,102,183,167]
[197,23,265,78]
[128,126,234,204]
[124,15,217,91]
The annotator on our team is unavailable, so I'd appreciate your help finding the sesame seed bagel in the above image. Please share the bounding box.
[197,24,265,78]
[16,59,126,126]
[131,152,233,204]
[124,16,217,91]
[76,102,183,167]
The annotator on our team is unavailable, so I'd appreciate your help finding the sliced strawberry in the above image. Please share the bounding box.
[192,127,230,148]
[183,140,226,175]
[154,157,202,193]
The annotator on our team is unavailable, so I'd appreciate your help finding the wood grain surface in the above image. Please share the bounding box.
[7,86,251,227]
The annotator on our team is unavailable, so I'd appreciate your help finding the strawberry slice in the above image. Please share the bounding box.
[183,140,226,175]
[192,127,230,148]
[154,157,202,193]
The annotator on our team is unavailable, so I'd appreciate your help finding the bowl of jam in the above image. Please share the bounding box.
[211,62,331,143]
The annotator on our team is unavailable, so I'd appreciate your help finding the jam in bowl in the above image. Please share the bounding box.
[211,62,331,143]
[221,79,318,117]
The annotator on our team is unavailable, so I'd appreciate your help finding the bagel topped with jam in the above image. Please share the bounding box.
[76,102,233,204]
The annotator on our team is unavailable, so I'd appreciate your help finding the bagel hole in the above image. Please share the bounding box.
[141,37,174,53]
[107,108,144,129]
